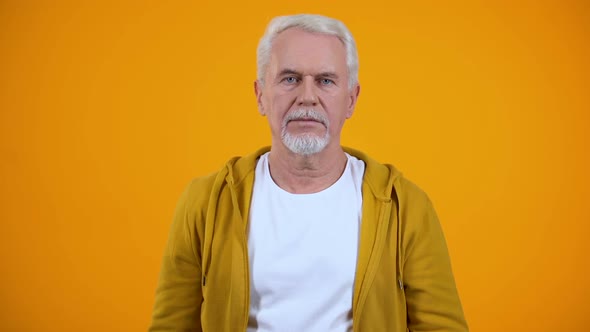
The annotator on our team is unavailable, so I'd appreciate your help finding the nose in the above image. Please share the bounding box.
[297,76,318,106]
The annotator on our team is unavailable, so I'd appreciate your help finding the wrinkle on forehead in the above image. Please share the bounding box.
[266,28,347,81]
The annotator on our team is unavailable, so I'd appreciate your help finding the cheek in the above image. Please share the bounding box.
[269,93,293,115]
[327,96,352,127]
[271,89,294,104]
[328,95,350,113]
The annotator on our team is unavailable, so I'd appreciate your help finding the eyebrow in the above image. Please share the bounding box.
[276,68,340,79]
[277,68,301,77]
[317,72,339,79]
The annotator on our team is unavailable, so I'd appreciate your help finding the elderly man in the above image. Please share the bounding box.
[150,14,468,332]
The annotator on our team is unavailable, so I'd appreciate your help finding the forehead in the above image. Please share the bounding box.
[268,28,347,75]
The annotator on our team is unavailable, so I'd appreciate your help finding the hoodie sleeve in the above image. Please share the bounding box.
[149,181,203,332]
[401,181,468,332]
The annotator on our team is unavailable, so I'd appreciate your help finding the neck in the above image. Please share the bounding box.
[268,143,348,194]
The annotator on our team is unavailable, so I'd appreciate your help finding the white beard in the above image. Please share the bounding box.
[281,109,330,156]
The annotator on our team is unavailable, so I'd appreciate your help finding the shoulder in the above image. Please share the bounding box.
[393,175,445,249]
[343,147,430,203]
[393,175,432,208]
[177,146,269,214]
[172,171,222,228]
[183,172,219,200]
[343,146,434,214]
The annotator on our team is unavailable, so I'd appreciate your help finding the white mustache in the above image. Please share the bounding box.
[283,109,329,127]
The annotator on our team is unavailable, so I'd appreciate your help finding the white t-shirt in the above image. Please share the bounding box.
[247,152,365,332]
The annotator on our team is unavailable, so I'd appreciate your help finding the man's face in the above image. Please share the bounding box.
[255,28,360,156]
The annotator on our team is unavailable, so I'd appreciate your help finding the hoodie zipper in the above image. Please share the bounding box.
[352,198,392,332]
[225,167,252,332]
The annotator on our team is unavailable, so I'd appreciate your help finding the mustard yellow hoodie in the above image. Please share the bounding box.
[149,147,468,331]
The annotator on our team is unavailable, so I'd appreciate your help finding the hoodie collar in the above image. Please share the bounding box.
[225,146,401,201]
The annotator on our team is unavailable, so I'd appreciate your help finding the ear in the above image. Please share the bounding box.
[254,80,266,116]
[346,83,360,119]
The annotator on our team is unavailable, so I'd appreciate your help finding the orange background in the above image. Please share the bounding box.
[1,1,589,331]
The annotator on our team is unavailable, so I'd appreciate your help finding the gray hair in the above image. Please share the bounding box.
[256,14,359,90]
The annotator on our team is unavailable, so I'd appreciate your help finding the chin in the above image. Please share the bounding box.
[281,132,330,156]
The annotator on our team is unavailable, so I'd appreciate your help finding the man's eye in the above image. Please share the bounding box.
[320,78,334,85]
[284,77,298,84]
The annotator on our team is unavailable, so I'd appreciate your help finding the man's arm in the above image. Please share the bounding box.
[149,183,203,332]
[402,185,468,332]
